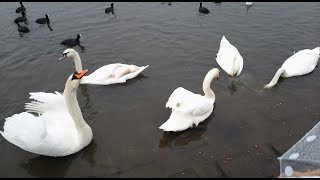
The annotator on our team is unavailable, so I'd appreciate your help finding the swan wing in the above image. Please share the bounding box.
[25,91,67,115]
[1,91,79,156]
[1,112,47,153]
[161,87,213,132]
[166,87,213,116]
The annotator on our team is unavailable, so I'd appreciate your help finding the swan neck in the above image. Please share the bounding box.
[63,83,88,129]
[265,67,285,88]
[202,74,215,101]
[72,52,83,72]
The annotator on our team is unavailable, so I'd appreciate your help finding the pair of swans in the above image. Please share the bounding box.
[214,35,320,88]
[159,36,243,132]
[1,49,148,157]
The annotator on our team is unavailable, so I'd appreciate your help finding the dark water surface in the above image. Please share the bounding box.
[0,2,320,177]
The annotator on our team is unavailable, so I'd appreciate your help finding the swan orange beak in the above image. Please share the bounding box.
[75,69,88,79]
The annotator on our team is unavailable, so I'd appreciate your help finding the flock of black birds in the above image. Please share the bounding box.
[13,2,216,48]
[14,2,53,37]
[12,2,117,49]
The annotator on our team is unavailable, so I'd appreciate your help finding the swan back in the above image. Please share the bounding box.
[160,87,214,132]
[80,64,149,85]
[216,36,244,76]
[281,47,320,77]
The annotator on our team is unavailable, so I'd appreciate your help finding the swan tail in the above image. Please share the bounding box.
[120,64,149,80]
[312,47,320,55]
[221,35,229,43]
[25,91,65,114]
[264,67,285,88]
[159,112,193,132]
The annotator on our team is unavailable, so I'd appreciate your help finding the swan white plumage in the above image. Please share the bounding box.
[216,36,244,77]
[264,47,320,88]
[58,48,149,85]
[246,2,253,6]
[0,70,93,157]
[159,68,220,132]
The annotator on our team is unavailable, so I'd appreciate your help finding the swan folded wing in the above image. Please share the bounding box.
[120,65,148,80]
[216,44,239,75]
[1,112,47,150]
[25,91,66,115]
[235,53,244,76]
[166,87,212,116]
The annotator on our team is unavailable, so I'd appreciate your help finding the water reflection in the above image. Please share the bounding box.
[19,140,97,178]
[246,4,253,12]
[79,84,98,117]
[158,113,214,148]
[228,80,238,95]
[47,23,54,31]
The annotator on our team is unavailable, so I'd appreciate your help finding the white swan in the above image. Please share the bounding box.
[216,36,244,77]
[0,70,93,157]
[58,48,149,85]
[264,47,320,88]
[246,2,253,6]
[159,68,220,132]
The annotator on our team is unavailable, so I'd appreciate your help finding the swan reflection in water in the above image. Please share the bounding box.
[19,140,97,178]
[158,114,214,148]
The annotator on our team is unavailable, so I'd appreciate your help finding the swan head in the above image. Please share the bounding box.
[66,69,88,89]
[58,48,78,61]
[111,3,114,7]
[45,14,49,19]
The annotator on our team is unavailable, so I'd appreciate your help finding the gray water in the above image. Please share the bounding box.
[0,2,320,178]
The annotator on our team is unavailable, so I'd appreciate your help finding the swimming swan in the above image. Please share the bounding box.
[0,70,92,157]
[58,48,149,85]
[216,36,244,76]
[159,68,220,132]
[264,47,320,88]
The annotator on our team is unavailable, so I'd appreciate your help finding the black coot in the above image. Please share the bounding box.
[14,11,27,24]
[36,14,50,24]
[16,2,26,13]
[199,3,210,14]
[15,21,29,33]
[61,34,82,47]
[105,3,114,14]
